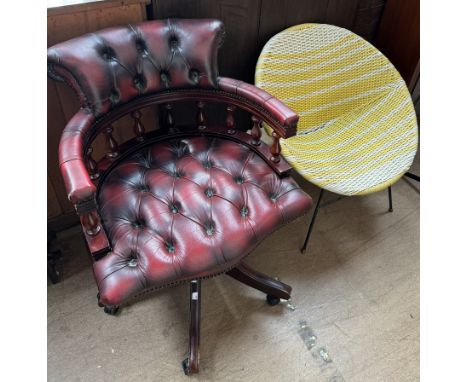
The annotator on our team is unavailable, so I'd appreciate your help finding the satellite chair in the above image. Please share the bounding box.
[255,23,419,252]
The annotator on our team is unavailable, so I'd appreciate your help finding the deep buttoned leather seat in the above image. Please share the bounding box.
[95,136,311,305]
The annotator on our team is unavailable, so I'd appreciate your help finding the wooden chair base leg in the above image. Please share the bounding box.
[227,261,292,301]
[183,280,201,375]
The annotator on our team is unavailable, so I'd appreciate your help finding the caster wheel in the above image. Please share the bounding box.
[97,293,104,307]
[182,358,190,375]
[266,294,280,306]
[103,305,119,315]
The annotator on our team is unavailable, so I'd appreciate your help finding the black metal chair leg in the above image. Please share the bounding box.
[388,186,393,212]
[182,280,201,375]
[301,188,325,254]
[404,172,420,182]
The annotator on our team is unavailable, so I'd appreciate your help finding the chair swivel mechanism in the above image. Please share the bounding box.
[47,19,312,375]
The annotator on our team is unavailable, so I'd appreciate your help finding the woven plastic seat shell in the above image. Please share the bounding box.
[255,23,418,196]
[94,135,312,306]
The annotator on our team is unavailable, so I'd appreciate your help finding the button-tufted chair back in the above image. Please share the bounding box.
[47,19,224,116]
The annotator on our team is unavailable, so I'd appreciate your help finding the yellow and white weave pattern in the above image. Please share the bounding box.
[255,23,418,195]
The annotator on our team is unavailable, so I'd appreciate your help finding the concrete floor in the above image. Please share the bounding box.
[48,159,419,382]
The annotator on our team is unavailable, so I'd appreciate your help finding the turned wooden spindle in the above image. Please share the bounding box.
[82,211,101,236]
[270,131,281,163]
[104,125,118,158]
[251,116,262,146]
[226,105,236,132]
[131,109,145,141]
[86,147,99,180]
[165,103,175,132]
[196,101,207,129]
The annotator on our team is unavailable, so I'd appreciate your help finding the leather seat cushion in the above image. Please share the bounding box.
[94,135,312,305]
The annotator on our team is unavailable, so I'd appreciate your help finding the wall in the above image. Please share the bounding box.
[151,0,387,83]
[374,0,420,86]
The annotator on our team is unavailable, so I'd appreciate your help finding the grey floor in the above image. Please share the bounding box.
[48,159,419,382]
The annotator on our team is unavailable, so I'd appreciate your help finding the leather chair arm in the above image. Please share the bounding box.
[58,110,96,207]
[59,109,110,258]
[218,77,298,138]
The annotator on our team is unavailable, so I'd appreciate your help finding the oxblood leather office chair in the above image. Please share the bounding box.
[47,19,312,375]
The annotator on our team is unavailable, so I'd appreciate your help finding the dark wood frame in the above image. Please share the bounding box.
[182,263,292,375]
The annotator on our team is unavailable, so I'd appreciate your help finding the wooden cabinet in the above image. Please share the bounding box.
[47,0,150,230]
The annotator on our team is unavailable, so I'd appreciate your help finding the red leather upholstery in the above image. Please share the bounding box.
[48,19,224,115]
[58,110,96,204]
[94,136,311,305]
[48,19,313,309]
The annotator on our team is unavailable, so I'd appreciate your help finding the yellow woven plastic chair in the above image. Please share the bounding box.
[255,23,419,252]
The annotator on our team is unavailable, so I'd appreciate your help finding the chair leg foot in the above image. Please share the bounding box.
[182,358,190,375]
[404,172,420,182]
[227,261,292,301]
[183,280,201,375]
[266,294,281,306]
[301,188,324,253]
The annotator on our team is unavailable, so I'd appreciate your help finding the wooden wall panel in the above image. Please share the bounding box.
[352,0,386,41]
[257,0,328,53]
[374,0,420,84]
[47,79,75,215]
[47,173,62,220]
[153,0,262,82]
[152,0,387,83]
[326,0,360,29]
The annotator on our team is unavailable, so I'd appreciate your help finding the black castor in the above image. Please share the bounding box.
[266,294,281,306]
[103,305,119,315]
[182,358,191,375]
